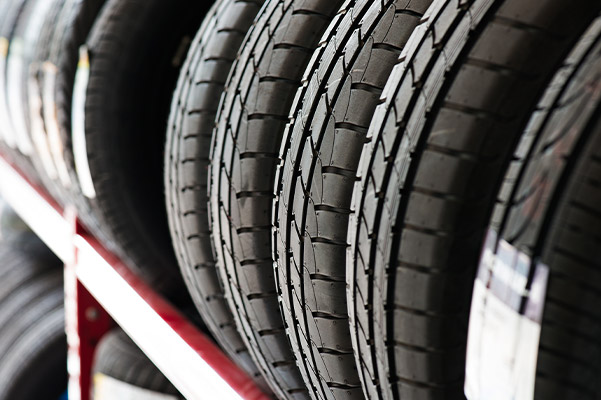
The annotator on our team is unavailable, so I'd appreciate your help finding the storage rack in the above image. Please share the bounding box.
[0,154,269,400]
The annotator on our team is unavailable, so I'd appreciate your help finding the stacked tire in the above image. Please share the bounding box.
[92,328,183,399]
[1,0,601,398]
[166,0,601,398]
[1,0,212,301]
[0,207,67,400]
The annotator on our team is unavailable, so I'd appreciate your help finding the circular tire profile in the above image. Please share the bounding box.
[164,0,270,391]
[6,0,63,158]
[273,0,433,398]
[0,0,27,149]
[347,0,601,398]
[37,0,107,230]
[92,329,181,399]
[26,0,69,206]
[0,225,66,400]
[74,0,210,296]
[44,0,106,193]
[489,16,601,400]
[0,0,43,187]
[4,0,71,207]
[208,0,345,397]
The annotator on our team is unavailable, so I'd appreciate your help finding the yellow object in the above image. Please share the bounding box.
[0,38,7,58]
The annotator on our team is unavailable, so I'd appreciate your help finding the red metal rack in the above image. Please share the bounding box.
[0,155,269,400]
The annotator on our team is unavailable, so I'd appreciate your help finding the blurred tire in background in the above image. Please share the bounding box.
[0,204,66,400]
[0,0,600,399]
[92,328,182,400]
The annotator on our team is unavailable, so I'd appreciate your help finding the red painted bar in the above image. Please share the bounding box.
[0,155,270,400]
[75,230,270,400]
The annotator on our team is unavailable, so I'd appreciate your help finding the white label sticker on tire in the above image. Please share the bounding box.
[72,46,96,198]
[0,37,11,146]
[93,373,178,400]
[43,61,73,188]
[465,230,549,400]
[0,37,17,149]
[28,64,58,179]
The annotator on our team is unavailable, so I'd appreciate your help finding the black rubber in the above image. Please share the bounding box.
[37,0,106,219]
[78,0,209,296]
[347,0,601,398]
[28,0,66,180]
[0,0,45,188]
[6,0,61,159]
[0,0,27,148]
[16,0,68,206]
[273,0,432,398]
[3,0,36,155]
[164,0,271,392]
[46,0,106,192]
[208,0,345,397]
[489,16,601,400]
[93,328,181,397]
[0,226,66,400]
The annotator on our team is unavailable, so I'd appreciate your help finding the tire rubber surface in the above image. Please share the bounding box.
[0,230,66,400]
[0,0,27,147]
[93,328,181,397]
[12,0,67,207]
[209,0,346,397]
[273,0,433,398]
[27,0,67,198]
[79,0,209,297]
[0,0,44,190]
[491,16,601,400]
[40,0,107,234]
[164,0,270,390]
[6,0,57,157]
[347,0,601,398]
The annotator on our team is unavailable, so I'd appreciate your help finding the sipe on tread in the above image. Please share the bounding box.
[164,0,270,390]
[347,0,601,398]
[273,0,434,398]
[208,0,346,397]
